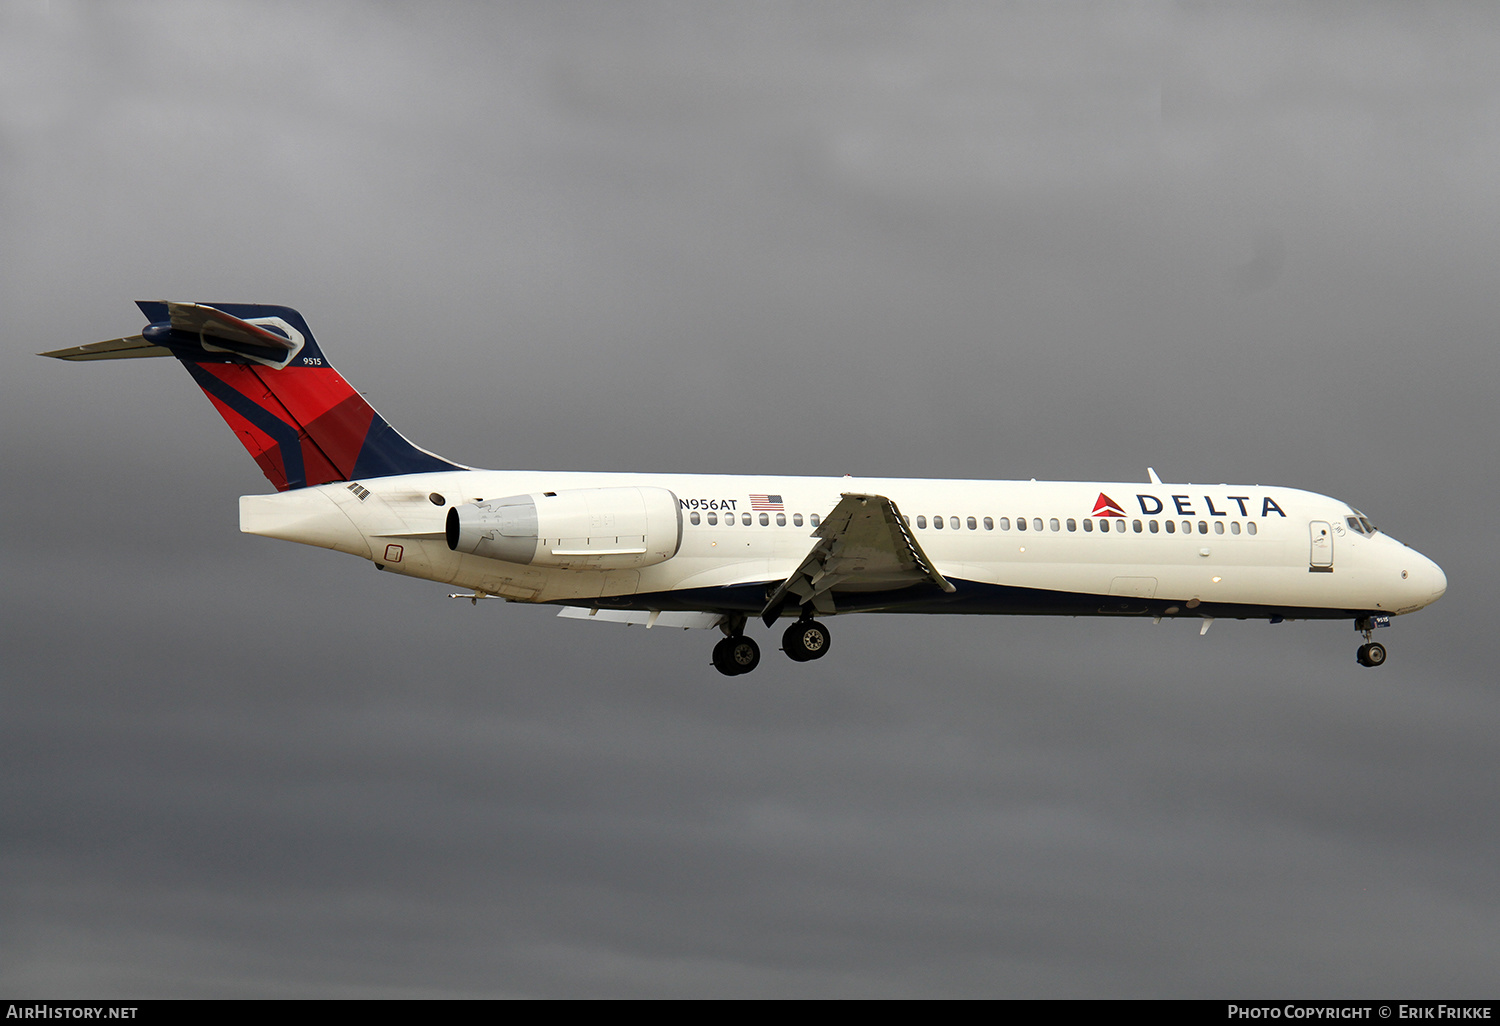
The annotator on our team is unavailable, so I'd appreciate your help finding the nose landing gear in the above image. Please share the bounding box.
[1355,616,1388,667]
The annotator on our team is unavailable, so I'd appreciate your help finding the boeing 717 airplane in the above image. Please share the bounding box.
[45,302,1447,675]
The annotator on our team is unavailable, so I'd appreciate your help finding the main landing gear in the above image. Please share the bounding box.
[712,634,761,676]
[782,619,831,662]
[711,615,832,675]
[1355,616,1388,668]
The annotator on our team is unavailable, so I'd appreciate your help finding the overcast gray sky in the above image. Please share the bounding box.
[3,0,1498,998]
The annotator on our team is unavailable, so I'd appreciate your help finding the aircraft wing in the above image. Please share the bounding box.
[758,492,955,626]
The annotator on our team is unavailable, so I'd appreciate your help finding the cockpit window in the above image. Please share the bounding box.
[1345,513,1379,536]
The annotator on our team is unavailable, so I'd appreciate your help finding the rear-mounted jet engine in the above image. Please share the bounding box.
[447,486,682,570]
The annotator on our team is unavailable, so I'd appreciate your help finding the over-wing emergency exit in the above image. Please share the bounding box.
[44,303,1447,675]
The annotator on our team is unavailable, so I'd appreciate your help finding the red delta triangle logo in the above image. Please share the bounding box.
[1092,493,1127,517]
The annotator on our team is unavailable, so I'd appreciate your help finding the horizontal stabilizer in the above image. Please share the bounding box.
[169,301,298,350]
[39,335,172,361]
[158,301,305,367]
[45,303,307,368]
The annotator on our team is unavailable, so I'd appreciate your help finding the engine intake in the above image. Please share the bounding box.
[446,486,682,570]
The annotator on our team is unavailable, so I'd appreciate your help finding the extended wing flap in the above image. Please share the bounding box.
[759,492,954,626]
[557,607,725,629]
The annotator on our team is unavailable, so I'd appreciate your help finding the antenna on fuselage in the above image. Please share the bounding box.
[1147,467,1163,485]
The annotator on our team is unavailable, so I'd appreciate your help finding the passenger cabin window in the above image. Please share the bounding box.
[967,516,977,530]
[934,515,944,529]
[1165,520,1175,534]
[1181,521,1191,534]
[1198,521,1208,534]
[1132,519,1142,533]
[916,516,927,529]
[1230,522,1241,535]
[1033,518,1044,532]
[793,513,803,527]
[1049,518,1060,532]
[1083,519,1093,533]
[776,513,786,527]
[759,513,769,526]
[951,516,961,530]
[999,517,1010,530]
[1066,518,1077,532]
[1214,521,1224,534]
[742,513,752,526]
[690,511,701,525]
[1246,522,1257,535]
[983,517,994,531]
[1149,520,1159,534]
[1017,517,1027,531]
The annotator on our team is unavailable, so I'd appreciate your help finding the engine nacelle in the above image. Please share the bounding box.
[446,486,682,570]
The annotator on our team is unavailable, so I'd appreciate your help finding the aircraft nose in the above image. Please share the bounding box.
[1421,556,1447,604]
[1407,551,1446,607]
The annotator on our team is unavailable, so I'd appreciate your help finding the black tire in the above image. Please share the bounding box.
[782,620,831,662]
[727,636,760,674]
[712,637,741,676]
[1364,641,1386,667]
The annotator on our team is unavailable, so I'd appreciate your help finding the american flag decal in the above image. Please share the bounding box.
[750,494,784,511]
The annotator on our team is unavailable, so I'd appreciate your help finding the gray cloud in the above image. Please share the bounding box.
[2,0,1497,997]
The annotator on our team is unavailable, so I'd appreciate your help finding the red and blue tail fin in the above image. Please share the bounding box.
[43,302,464,491]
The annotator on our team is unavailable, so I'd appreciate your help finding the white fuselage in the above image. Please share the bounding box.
[240,470,1447,621]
